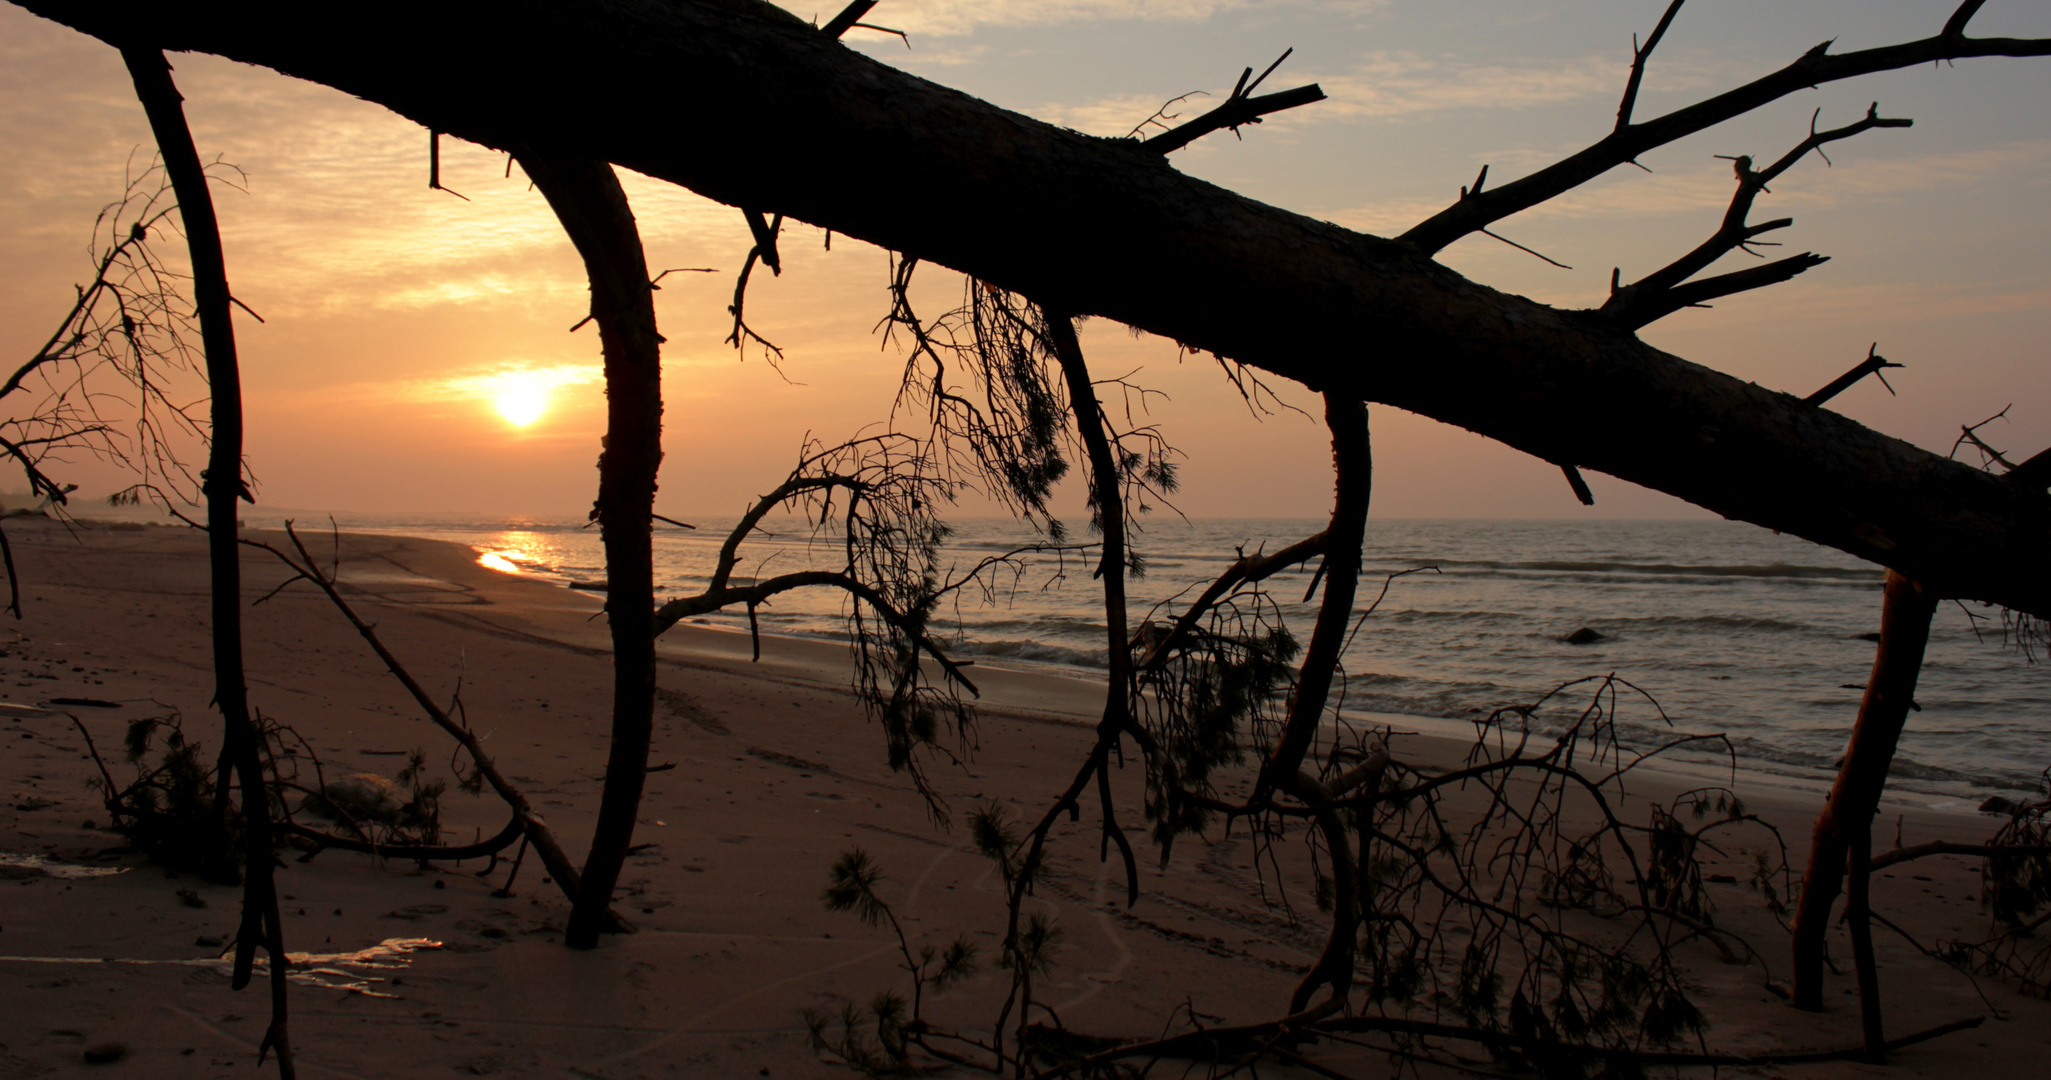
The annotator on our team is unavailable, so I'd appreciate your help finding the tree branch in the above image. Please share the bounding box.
[1601,103,1911,329]
[1806,344,1902,408]
[1870,838,2051,872]
[1142,49,1324,155]
[21,0,2051,614]
[1402,7,2048,253]
[1610,251,1830,329]
[243,525,592,910]
[652,568,978,695]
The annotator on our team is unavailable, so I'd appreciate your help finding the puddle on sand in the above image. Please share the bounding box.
[0,853,130,879]
[0,937,443,998]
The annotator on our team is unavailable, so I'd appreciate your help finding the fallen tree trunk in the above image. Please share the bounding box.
[18,0,2051,613]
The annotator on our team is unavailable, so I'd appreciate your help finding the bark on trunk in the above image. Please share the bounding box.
[122,45,294,1078]
[518,153,664,950]
[1789,569,1938,1010]
[18,0,2051,615]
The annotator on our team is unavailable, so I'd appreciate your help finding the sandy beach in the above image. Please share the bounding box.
[1,519,2046,1078]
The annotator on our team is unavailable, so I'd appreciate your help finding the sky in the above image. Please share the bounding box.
[1,0,2047,523]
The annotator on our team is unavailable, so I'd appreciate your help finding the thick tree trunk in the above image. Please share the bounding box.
[122,45,294,1077]
[1789,570,1938,1010]
[19,0,2051,615]
[518,153,664,950]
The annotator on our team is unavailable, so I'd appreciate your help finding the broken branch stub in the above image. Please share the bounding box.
[1143,49,1324,154]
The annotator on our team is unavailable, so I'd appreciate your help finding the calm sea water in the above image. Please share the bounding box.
[249,511,2051,801]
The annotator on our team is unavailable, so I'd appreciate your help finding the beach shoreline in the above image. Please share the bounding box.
[1,518,2044,1078]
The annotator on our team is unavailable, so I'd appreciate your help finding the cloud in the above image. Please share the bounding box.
[0,12,749,325]
[425,363,605,402]
[1308,52,1621,123]
[1328,138,2051,238]
[1688,277,2051,328]
[276,361,604,411]
[809,0,1319,39]
[1032,49,1631,138]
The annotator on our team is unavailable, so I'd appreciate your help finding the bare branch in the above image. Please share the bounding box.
[725,219,790,370]
[1561,464,1595,505]
[1615,0,1687,133]
[241,523,590,909]
[819,0,875,39]
[1602,104,1910,329]
[1143,49,1325,154]
[1612,251,1829,329]
[1403,16,2048,254]
[1806,343,1902,408]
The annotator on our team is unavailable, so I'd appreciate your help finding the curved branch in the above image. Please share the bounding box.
[242,525,589,906]
[652,568,979,696]
[1601,103,1910,328]
[1135,530,1328,672]
[1870,839,2051,872]
[285,812,524,862]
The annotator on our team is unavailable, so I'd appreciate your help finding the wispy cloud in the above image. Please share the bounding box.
[1328,139,2051,238]
[1686,276,2051,328]
[281,361,604,411]
[424,363,604,402]
[1,16,750,323]
[810,0,1327,39]
[1309,52,1621,122]
[1033,49,1629,138]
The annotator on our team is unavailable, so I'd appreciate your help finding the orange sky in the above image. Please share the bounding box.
[2,1,2047,523]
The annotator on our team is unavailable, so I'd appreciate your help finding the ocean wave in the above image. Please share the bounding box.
[950,637,1109,670]
[1420,558,1879,582]
[1585,614,1819,634]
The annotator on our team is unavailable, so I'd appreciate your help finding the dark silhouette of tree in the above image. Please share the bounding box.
[19,0,2051,1073]
[16,0,2051,608]
[120,44,295,1079]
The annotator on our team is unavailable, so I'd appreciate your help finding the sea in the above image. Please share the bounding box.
[239,511,2051,804]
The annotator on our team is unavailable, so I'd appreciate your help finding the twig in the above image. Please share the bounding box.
[1560,464,1595,506]
[1615,1,1687,133]
[1603,104,1908,329]
[1806,343,1902,407]
[1143,50,1325,154]
[242,523,593,913]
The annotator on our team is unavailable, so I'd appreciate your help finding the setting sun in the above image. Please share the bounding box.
[494,375,550,427]
[456,364,598,430]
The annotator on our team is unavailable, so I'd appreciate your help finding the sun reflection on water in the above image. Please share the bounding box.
[473,530,577,580]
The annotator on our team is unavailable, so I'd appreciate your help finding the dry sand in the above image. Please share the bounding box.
[0,519,2045,1078]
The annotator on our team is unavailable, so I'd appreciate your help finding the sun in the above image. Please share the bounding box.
[494,374,550,427]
